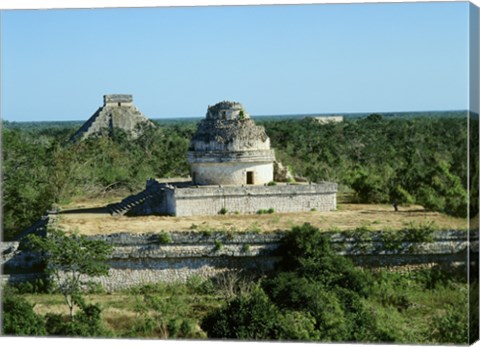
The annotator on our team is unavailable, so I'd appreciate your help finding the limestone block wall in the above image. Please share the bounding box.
[172,183,337,216]
[190,161,274,185]
[79,232,284,292]
[2,229,476,291]
[64,229,474,291]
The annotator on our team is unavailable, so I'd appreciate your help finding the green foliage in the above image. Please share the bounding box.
[186,275,215,295]
[156,232,172,244]
[2,122,195,240]
[219,207,228,215]
[238,110,245,120]
[201,287,280,340]
[402,221,435,243]
[263,116,468,217]
[276,223,373,296]
[26,227,112,320]
[2,129,57,240]
[124,287,204,339]
[267,181,277,186]
[2,293,46,336]
[431,303,468,344]
[214,239,223,251]
[203,224,386,342]
[275,310,320,340]
[45,301,111,337]
[257,208,275,214]
[5,278,53,294]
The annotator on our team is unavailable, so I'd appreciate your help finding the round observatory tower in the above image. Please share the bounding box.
[187,101,275,186]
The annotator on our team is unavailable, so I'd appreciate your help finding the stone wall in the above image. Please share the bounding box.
[3,229,475,291]
[314,116,344,124]
[190,161,274,186]
[122,181,337,217]
[172,183,337,216]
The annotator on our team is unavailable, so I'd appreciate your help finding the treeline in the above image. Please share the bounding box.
[2,124,194,240]
[2,114,474,240]
[262,115,472,217]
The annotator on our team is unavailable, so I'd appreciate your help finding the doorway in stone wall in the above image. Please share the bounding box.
[246,171,254,185]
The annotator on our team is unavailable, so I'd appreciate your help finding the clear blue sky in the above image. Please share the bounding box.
[1,2,471,121]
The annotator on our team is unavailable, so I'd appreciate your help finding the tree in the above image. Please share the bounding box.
[201,287,280,340]
[27,228,112,320]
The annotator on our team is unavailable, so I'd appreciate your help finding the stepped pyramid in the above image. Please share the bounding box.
[69,94,155,143]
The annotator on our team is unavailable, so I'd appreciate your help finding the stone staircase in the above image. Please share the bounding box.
[106,189,157,216]
[14,215,50,241]
[68,108,102,143]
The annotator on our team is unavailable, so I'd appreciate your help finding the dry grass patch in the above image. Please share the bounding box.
[57,203,467,236]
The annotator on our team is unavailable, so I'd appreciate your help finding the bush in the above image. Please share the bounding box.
[262,272,349,340]
[431,302,468,344]
[214,239,223,251]
[257,208,274,214]
[4,278,53,294]
[156,232,172,244]
[201,287,280,340]
[45,302,110,337]
[276,311,319,340]
[219,207,228,215]
[2,294,46,336]
[276,223,373,296]
[186,275,214,295]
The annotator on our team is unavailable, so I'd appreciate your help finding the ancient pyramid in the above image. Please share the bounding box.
[69,94,155,143]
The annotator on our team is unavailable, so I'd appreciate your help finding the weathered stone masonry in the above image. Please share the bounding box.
[128,181,337,217]
[2,230,476,292]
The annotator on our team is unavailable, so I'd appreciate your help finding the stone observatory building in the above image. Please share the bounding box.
[108,101,338,217]
[69,94,155,143]
[187,101,275,186]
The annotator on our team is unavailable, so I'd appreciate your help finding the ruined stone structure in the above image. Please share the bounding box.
[112,179,337,217]
[2,229,474,291]
[104,101,337,217]
[187,101,275,186]
[69,94,155,143]
[313,115,344,124]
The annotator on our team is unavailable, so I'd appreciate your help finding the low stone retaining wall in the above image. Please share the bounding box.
[2,229,477,291]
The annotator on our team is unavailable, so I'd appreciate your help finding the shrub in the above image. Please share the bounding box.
[214,239,223,251]
[276,223,373,296]
[5,278,53,294]
[156,232,172,244]
[257,208,274,214]
[45,302,110,337]
[186,275,214,295]
[276,311,320,340]
[219,207,228,215]
[262,272,349,340]
[431,302,468,344]
[2,294,46,336]
[201,287,280,339]
[167,318,182,338]
[267,181,277,186]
